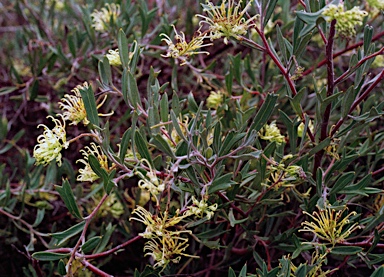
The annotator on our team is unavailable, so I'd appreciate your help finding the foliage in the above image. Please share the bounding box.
[0,0,383,276]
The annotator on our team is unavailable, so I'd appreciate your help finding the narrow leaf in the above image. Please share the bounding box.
[55,180,82,219]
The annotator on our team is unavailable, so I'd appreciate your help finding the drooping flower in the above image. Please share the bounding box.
[259,121,285,144]
[135,159,165,198]
[59,82,89,125]
[91,3,120,32]
[207,90,224,109]
[322,4,368,37]
[33,115,68,166]
[160,25,212,65]
[105,49,122,66]
[77,142,111,182]
[59,82,113,126]
[130,206,197,270]
[185,196,218,220]
[299,204,361,245]
[197,0,259,44]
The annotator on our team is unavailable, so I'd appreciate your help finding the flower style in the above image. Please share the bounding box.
[185,196,218,220]
[135,159,165,198]
[130,206,196,270]
[59,82,113,125]
[322,4,368,37]
[105,49,122,66]
[33,115,68,166]
[259,121,285,144]
[91,3,120,32]
[197,0,259,44]
[207,90,224,109]
[299,205,361,245]
[77,142,111,182]
[160,25,212,65]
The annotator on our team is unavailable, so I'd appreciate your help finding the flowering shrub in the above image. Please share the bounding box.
[0,0,383,276]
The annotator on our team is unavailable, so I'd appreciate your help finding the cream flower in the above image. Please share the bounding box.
[76,142,111,182]
[207,90,224,109]
[297,119,314,138]
[135,159,165,197]
[59,82,89,125]
[259,121,285,144]
[91,3,120,32]
[197,0,259,44]
[105,49,122,66]
[322,4,368,37]
[33,115,68,166]
[185,196,218,220]
[161,25,212,65]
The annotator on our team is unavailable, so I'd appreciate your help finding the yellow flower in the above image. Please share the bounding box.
[197,0,259,44]
[91,3,120,32]
[105,49,122,66]
[59,82,89,125]
[76,143,111,182]
[59,82,113,125]
[135,159,165,198]
[299,205,360,245]
[130,206,197,270]
[297,119,314,138]
[160,25,212,65]
[33,115,68,166]
[322,4,368,37]
[259,121,285,144]
[207,90,224,109]
[185,196,218,220]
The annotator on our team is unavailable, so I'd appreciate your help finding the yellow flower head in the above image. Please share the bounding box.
[76,142,111,182]
[59,82,89,125]
[130,206,197,270]
[322,4,368,37]
[197,0,259,44]
[299,205,360,245]
[185,196,218,220]
[91,3,120,32]
[135,159,165,198]
[207,90,224,109]
[259,121,285,144]
[160,25,212,65]
[33,115,68,166]
[105,49,122,66]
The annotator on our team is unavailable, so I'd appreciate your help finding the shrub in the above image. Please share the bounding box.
[0,0,383,276]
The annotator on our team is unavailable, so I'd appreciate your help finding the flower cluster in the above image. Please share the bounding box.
[161,25,212,65]
[207,90,224,109]
[91,3,120,32]
[77,142,112,182]
[322,4,368,37]
[59,82,89,125]
[135,159,165,199]
[130,206,197,269]
[185,196,218,220]
[33,115,68,166]
[300,205,361,245]
[197,0,258,44]
[259,121,285,144]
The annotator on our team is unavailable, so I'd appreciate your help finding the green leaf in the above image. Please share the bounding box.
[329,172,355,195]
[308,137,331,156]
[363,25,374,54]
[81,236,102,253]
[341,86,355,118]
[228,267,236,277]
[79,85,99,127]
[218,132,246,156]
[263,0,278,26]
[51,221,86,246]
[120,128,131,162]
[134,130,153,166]
[94,223,116,253]
[55,180,82,219]
[151,134,176,159]
[276,25,288,64]
[228,209,248,227]
[58,259,66,275]
[209,173,235,194]
[118,29,129,68]
[370,265,384,277]
[127,70,141,109]
[0,86,17,96]
[170,110,187,142]
[248,94,278,136]
[32,252,69,261]
[331,246,363,255]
